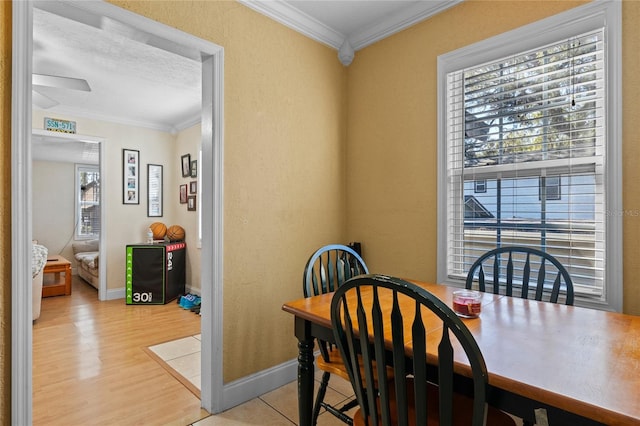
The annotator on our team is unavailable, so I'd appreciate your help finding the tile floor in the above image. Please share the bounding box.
[148,335,357,425]
[149,337,523,426]
[149,334,203,391]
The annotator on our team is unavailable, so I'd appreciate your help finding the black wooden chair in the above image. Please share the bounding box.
[465,246,574,305]
[303,244,370,425]
[331,274,516,426]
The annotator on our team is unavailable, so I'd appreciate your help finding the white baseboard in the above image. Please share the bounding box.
[105,287,126,300]
[186,284,201,296]
[221,357,298,411]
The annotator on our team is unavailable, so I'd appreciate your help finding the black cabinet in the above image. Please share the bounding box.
[126,242,186,304]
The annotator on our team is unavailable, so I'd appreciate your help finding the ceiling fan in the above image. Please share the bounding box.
[32,73,91,109]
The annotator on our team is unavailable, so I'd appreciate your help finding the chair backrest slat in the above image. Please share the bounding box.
[550,273,562,303]
[411,300,427,423]
[332,274,490,426]
[303,244,368,298]
[535,260,546,301]
[506,252,514,297]
[438,325,454,424]
[465,246,574,306]
[522,253,531,299]
[492,256,500,294]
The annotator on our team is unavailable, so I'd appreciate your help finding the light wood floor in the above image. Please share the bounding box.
[33,276,208,425]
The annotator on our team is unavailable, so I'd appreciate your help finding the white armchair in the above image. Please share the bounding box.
[32,243,48,321]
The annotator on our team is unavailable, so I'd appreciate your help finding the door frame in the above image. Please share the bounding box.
[11,1,225,423]
[31,129,107,300]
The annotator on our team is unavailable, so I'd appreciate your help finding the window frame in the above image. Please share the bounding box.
[75,163,101,240]
[474,179,486,194]
[436,1,622,312]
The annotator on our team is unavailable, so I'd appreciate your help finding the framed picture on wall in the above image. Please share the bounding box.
[190,181,197,194]
[187,195,196,211]
[190,160,197,177]
[180,184,188,204]
[181,154,191,177]
[147,164,163,217]
[123,149,139,204]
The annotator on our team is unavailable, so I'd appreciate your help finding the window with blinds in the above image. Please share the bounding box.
[438,0,621,303]
[76,165,100,239]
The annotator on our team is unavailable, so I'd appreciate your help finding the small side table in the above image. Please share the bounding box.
[42,255,72,297]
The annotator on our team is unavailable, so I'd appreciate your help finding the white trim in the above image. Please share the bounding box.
[105,287,126,301]
[223,359,297,409]
[12,2,34,424]
[238,0,344,49]
[13,0,226,422]
[98,136,108,301]
[594,0,622,313]
[238,0,462,60]
[437,1,617,72]
[436,1,622,312]
[348,0,463,51]
[199,51,226,412]
[31,129,109,302]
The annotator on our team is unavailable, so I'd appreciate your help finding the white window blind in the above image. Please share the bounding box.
[445,29,606,296]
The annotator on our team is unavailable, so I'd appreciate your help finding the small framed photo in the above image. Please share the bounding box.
[181,154,191,177]
[190,160,197,178]
[123,149,139,204]
[190,181,197,194]
[180,184,188,203]
[187,195,196,211]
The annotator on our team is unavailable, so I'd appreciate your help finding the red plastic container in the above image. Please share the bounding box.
[452,290,482,318]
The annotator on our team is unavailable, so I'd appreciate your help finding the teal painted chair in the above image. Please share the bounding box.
[331,274,516,426]
[303,244,369,425]
[465,246,574,305]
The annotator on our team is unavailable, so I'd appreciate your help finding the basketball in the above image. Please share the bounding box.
[149,222,167,239]
[166,225,185,241]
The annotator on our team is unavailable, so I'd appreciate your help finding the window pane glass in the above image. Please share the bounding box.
[447,29,605,296]
[78,166,100,238]
[464,31,603,168]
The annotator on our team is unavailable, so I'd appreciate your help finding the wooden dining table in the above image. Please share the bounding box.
[282,280,640,426]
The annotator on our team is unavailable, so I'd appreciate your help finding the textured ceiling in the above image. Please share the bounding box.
[32,0,460,163]
[287,0,420,36]
[33,5,202,134]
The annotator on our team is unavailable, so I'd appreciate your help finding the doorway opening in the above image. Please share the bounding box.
[32,129,106,300]
[11,1,224,423]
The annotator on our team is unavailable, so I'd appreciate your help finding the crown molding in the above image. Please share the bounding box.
[238,0,345,49]
[349,0,464,50]
[238,0,463,54]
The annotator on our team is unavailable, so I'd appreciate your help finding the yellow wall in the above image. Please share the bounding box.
[108,1,348,382]
[1,0,346,418]
[622,1,640,315]
[0,1,11,420]
[346,0,640,315]
[2,0,639,422]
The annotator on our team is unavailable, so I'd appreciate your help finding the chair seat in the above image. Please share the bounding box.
[353,380,516,426]
[317,347,395,384]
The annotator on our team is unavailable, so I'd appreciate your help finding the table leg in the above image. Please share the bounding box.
[64,264,72,295]
[297,337,314,426]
